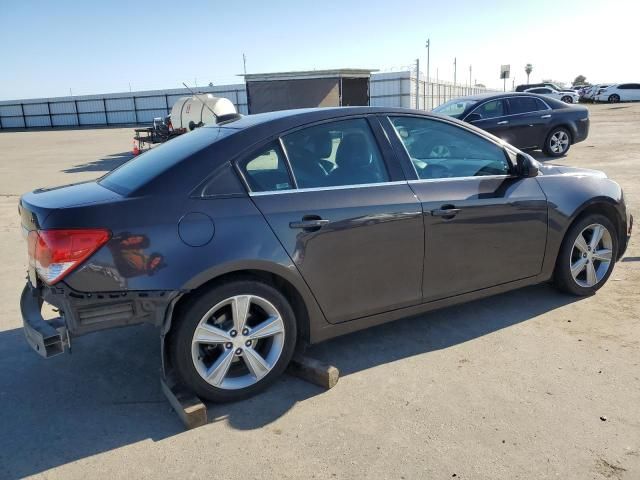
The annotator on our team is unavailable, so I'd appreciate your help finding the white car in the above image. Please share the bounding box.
[582,84,611,102]
[594,83,640,103]
[525,87,579,104]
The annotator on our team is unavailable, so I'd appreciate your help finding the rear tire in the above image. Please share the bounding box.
[170,280,297,402]
[608,94,620,103]
[553,214,617,296]
[543,127,571,157]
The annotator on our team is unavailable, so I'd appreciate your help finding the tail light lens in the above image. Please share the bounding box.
[27,229,111,284]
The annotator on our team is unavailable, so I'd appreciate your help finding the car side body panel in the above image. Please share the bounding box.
[535,165,627,278]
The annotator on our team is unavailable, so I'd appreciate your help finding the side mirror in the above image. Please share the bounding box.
[516,152,539,178]
[466,113,482,123]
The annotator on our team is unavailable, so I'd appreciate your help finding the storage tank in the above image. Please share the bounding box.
[170,94,237,131]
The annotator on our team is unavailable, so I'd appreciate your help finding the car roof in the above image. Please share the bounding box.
[451,92,546,102]
[206,106,435,132]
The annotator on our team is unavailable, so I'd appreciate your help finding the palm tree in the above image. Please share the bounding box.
[525,64,533,84]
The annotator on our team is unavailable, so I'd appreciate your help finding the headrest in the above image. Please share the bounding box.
[335,133,371,168]
[309,131,333,158]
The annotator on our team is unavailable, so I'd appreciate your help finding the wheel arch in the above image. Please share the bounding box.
[561,198,625,260]
[549,122,576,144]
[164,261,321,346]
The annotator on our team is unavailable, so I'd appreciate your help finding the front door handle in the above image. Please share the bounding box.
[431,207,461,218]
[289,217,330,231]
[497,120,509,125]
[541,114,551,119]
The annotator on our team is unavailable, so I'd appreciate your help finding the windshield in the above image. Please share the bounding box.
[100,127,236,194]
[432,99,478,118]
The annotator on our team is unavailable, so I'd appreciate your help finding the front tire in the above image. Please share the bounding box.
[543,127,571,157]
[554,214,617,296]
[561,95,573,103]
[608,94,620,103]
[170,280,297,402]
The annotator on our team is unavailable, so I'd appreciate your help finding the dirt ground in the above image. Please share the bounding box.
[0,104,638,480]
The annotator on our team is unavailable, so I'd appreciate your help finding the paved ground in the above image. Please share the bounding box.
[0,105,638,479]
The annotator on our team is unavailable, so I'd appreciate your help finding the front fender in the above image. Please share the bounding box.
[536,174,626,277]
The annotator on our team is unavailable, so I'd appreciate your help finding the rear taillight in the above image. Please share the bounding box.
[27,229,111,284]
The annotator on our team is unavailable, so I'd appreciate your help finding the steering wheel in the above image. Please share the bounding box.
[429,145,452,158]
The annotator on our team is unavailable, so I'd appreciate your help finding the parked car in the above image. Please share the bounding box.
[525,87,579,104]
[594,83,640,103]
[515,83,576,93]
[582,84,611,102]
[432,92,589,157]
[19,107,631,402]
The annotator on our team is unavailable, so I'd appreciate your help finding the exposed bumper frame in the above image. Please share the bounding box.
[20,283,68,358]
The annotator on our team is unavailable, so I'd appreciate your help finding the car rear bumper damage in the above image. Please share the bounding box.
[21,284,68,358]
[21,281,181,357]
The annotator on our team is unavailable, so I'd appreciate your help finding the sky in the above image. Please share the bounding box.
[1,0,638,100]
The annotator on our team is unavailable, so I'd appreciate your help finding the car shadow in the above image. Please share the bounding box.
[61,151,133,174]
[529,151,558,162]
[0,283,579,478]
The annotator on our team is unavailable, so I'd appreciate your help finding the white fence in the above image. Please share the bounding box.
[370,71,499,110]
[0,85,248,129]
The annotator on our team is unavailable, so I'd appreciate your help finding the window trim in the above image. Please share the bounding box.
[384,114,516,180]
[248,180,409,196]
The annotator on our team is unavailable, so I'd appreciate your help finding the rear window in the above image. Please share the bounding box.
[100,127,235,194]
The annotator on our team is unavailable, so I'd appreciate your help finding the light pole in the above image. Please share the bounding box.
[525,63,533,85]
[425,39,430,109]
[469,65,472,92]
[453,57,457,87]
[415,58,420,109]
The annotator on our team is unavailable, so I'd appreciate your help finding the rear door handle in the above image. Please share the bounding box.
[289,217,330,230]
[541,114,551,119]
[497,120,509,125]
[431,207,461,218]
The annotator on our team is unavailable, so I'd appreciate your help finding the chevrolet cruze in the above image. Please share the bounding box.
[20,107,632,402]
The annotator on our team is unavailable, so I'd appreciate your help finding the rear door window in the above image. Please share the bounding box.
[282,118,389,188]
[508,97,542,115]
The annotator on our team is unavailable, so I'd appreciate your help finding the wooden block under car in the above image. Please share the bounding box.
[287,353,340,389]
[160,373,208,430]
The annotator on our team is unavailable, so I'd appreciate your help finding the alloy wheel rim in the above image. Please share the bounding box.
[569,223,613,288]
[191,295,285,390]
[550,131,569,153]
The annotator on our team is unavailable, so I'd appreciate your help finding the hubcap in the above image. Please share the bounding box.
[570,223,613,288]
[550,130,569,154]
[191,295,285,390]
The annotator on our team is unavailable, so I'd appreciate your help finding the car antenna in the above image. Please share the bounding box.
[182,82,218,121]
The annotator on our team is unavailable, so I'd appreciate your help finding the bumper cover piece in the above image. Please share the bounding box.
[20,283,67,358]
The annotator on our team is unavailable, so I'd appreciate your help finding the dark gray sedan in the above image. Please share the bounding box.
[433,92,589,157]
[19,107,632,402]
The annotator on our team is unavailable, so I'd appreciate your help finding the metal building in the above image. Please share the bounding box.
[243,69,375,114]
